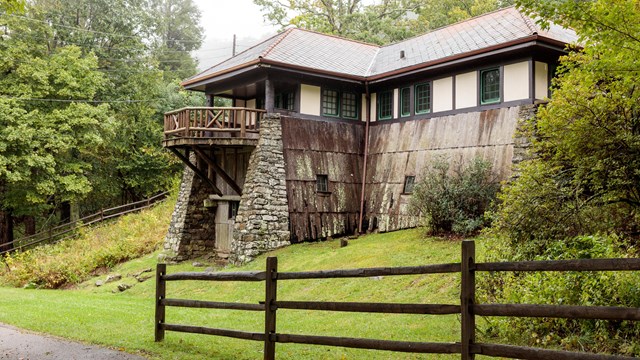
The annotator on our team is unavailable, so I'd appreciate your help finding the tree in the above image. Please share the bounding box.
[0,11,109,248]
[254,0,423,44]
[254,0,515,44]
[147,0,204,80]
[484,1,640,353]
[493,0,640,251]
[415,0,514,31]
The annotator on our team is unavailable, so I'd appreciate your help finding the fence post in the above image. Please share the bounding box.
[155,263,167,342]
[264,257,278,360]
[461,240,476,359]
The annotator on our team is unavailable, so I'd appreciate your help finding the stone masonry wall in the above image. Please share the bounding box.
[162,154,216,261]
[230,113,291,264]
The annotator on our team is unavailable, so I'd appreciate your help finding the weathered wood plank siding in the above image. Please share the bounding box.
[213,147,252,195]
[364,107,520,232]
[281,117,364,242]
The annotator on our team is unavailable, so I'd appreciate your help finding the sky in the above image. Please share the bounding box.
[192,0,279,71]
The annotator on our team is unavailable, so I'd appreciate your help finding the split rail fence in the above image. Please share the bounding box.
[155,240,640,360]
[1,192,169,255]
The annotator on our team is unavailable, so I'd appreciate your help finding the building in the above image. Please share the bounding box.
[162,6,577,263]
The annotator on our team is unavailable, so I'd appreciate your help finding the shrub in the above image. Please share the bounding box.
[409,156,500,236]
[479,234,640,356]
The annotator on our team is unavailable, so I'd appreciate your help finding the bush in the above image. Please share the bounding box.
[409,156,500,235]
[479,234,640,356]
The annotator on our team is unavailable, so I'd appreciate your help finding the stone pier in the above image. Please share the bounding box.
[230,113,291,264]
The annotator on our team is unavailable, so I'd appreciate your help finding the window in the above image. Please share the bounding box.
[403,176,416,194]
[377,90,393,120]
[322,89,339,116]
[316,174,329,193]
[322,89,359,119]
[400,87,411,117]
[341,92,358,119]
[480,68,500,104]
[275,92,294,110]
[415,82,431,114]
[229,201,240,219]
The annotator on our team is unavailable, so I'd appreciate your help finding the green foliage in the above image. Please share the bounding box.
[254,0,424,45]
[484,0,640,353]
[0,194,175,288]
[491,0,640,251]
[410,156,500,235]
[415,0,514,31]
[254,0,515,45]
[479,234,640,356]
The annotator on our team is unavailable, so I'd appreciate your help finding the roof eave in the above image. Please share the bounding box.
[367,34,571,83]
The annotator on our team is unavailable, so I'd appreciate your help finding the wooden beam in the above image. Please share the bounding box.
[168,148,222,196]
[193,148,243,196]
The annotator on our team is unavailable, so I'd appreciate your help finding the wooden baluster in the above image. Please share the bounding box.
[241,109,246,137]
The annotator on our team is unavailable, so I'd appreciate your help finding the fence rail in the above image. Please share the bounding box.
[154,240,640,360]
[163,107,264,140]
[1,192,169,255]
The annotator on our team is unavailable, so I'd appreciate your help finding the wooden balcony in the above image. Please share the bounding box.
[163,107,265,148]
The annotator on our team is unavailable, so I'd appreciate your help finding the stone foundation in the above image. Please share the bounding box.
[230,113,290,264]
[162,154,216,261]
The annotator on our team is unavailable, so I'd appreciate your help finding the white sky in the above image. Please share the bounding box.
[192,0,279,71]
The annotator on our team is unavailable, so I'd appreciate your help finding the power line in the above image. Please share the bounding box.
[0,96,161,103]
[4,13,203,45]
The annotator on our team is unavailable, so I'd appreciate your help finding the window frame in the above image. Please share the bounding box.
[414,82,431,115]
[480,67,501,105]
[403,176,416,194]
[377,90,393,120]
[341,91,359,120]
[274,92,295,111]
[316,174,329,193]
[321,89,340,117]
[400,87,411,117]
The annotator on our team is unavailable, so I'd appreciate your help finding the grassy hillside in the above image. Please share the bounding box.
[0,207,469,359]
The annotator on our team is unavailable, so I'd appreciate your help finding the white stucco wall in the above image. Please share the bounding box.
[246,99,256,109]
[504,61,530,102]
[455,72,477,109]
[300,84,321,116]
[535,61,549,100]
[433,77,453,113]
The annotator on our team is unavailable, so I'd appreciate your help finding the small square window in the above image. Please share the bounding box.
[316,174,329,193]
[275,92,294,110]
[378,91,393,120]
[403,176,416,194]
[400,87,411,117]
[228,201,240,219]
[481,68,500,104]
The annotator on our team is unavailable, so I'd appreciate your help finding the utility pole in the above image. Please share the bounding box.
[232,34,237,56]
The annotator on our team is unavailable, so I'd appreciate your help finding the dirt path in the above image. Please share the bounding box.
[0,323,147,360]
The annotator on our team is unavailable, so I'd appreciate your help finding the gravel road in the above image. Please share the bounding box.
[0,323,147,360]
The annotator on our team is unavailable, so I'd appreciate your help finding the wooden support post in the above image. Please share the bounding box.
[461,240,476,360]
[264,257,278,360]
[265,78,275,113]
[155,263,167,342]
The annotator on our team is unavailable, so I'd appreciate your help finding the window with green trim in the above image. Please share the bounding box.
[377,91,392,120]
[275,92,294,110]
[400,87,411,117]
[415,83,431,114]
[480,68,500,104]
[322,89,339,116]
[341,92,358,119]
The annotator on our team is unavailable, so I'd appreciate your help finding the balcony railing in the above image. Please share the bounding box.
[163,107,265,140]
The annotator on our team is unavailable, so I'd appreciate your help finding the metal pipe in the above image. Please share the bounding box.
[358,82,371,234]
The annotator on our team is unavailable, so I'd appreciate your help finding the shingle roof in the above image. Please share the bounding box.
[369,7,577,76]
[184,6,577,86]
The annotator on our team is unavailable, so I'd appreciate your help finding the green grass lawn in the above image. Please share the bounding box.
[0,226,477,359]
